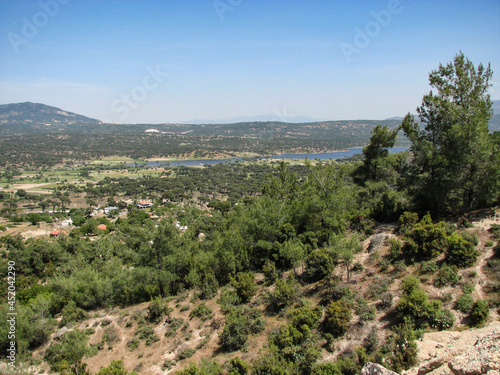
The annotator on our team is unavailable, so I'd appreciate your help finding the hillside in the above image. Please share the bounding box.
[0,102,101,134]
[21,213,500,375]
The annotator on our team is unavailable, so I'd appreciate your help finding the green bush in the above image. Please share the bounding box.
[231,272,257,303]
[218,287,242,312]
[272,276,298,311]
[403,214,448,261]
[189,302,213,321]
[60,301,88,327]
[446,233,479,268]
[97,360,137,375]
[397,212,419,234]
[434,265,459,287]
[127,338,140,350]
[324,300,352,337]
[387,238,402,262]
[135,326,159,346]
[455,294,474,313]
[305,249,335,281]
[430,308,455,330]
[227,357,249,375]
[469,299,489,326]
[147,297,168,323]
[381,320,418,372]
[199,271,219,300]
[220,314,248,352]
[420,260,438,274]
[165,318,184,337]
[262,259,279,285]
[288,306,321,330]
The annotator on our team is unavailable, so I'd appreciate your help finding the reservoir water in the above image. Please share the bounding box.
[134,146,409,168]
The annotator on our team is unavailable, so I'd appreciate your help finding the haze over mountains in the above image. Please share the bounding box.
[0,101,499,136]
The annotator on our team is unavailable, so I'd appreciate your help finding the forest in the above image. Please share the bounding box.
[0,53,499,375]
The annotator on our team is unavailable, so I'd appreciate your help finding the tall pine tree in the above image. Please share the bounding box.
[401,52,498,214]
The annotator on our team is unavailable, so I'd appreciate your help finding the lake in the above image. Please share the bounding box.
[133,146,409,167]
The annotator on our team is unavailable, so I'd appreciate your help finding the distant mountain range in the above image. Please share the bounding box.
[0,101,499,135]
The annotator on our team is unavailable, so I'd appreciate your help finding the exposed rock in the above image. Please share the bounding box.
[447,328,500,375]
[368,234,389,252]
[361,362,399,375]
[405,323,500,375]
[54,326,68,339]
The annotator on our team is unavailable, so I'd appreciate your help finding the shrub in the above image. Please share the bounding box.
[96,360,136,375]
[388,238,402,262]
[147,297,168,323]
[403,213,448,261]
[324,300,352,337]
[60,301,88,327]
[272,276,298,311]
[363,326,379,353]
[305,249,335,281]
[397,212,419,234]
[218,287,241,312]
[288,306,322,330]
[262,259,279,285]
[220,314,248,352]
[463,281,475,294]
[136,326,159,346]
[330,285,355,304]
[189,302,213,321]
[420,260,438,274]
[381,320,418,372]
[469,299,489,326]
[102,326,120,346]
[455,294,474,313]
[226,357,249,375]
[434,265,459,287]
[177,347,195,360]
[231,272,257,303]
[379,292,393,309]
[199,271,219,300]
[165,318,184,337]
[446,233,479,268]
[127,338,140,350]
[430,308,455,330]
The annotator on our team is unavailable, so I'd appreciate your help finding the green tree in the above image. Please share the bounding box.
[305,249,334,281]
[44,328,90,375]
[401,52,498,214]
[357,125,398,182]
[231,272,257,303]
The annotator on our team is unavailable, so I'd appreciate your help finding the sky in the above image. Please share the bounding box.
[0,0,499,124]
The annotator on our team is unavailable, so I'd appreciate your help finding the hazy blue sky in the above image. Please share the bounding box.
[1,0,499,123]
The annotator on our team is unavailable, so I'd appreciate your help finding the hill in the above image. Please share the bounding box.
[0,102,101,134]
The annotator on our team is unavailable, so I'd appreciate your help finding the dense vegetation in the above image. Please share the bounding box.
[0,53,499,375]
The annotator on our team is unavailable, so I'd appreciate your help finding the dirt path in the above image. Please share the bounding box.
[473,242,499,321]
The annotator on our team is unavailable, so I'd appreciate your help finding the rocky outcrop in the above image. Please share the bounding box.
[447,328,500,375]
[361,362,399,375]
[368,234,389,252]
[404,322,500,375]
